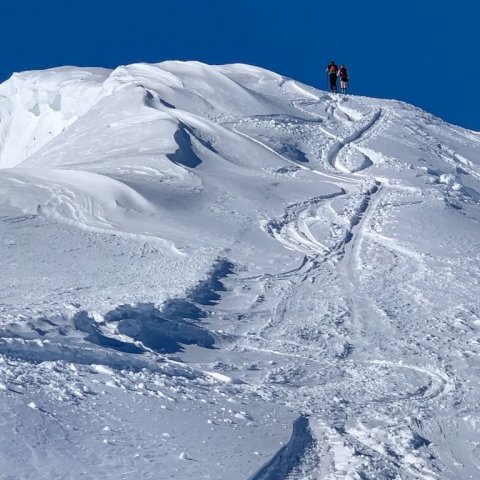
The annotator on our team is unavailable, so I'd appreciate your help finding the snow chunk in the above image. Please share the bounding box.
[439,174,456,186]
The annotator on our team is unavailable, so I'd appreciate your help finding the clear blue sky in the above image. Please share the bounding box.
[2,0,478,130]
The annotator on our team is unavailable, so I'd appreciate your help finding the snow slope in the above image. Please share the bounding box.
[0,61,479,479]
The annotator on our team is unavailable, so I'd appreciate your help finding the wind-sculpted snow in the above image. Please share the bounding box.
[0,61,479,479]
[0,67,110,168]
[249,416,314,480]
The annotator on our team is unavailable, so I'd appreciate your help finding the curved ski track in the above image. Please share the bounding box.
[223,99,458,479]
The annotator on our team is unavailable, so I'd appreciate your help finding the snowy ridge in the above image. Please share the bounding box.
[0,61,479,479]
[0,67,110,168]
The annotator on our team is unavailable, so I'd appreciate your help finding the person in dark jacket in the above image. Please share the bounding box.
[338,64,349,94]
[326,61,338,93]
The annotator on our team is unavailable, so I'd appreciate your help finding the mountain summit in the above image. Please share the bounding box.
[0,61,479,479]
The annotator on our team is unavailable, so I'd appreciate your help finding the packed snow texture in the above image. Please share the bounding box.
[0,61,479,479]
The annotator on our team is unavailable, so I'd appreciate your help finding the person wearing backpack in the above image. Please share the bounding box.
[338,64,349,94]
[326,61,338,93]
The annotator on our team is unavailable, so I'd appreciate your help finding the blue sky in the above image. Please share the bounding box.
[2,0,478,130]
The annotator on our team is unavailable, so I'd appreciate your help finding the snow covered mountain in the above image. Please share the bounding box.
[0,61,479,480]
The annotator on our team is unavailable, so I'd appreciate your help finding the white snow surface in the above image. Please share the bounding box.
[0,61,479,479]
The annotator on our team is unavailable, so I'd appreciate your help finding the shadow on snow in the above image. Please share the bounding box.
[75,259,234,355]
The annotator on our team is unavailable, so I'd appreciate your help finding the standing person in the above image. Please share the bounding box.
[326,61,338,93]
[338,64,349,94]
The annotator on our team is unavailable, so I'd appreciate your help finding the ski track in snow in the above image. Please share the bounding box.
[323,107,383,173]
[0,62,479,479]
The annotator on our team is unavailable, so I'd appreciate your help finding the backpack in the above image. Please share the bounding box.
[329,64,338,73]
[339,67,348,79]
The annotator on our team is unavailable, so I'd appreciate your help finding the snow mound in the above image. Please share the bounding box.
[0,67,111,168]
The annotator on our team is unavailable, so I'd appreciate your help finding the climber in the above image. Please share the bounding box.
[338,64,349,94]
[326,61,338,93]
